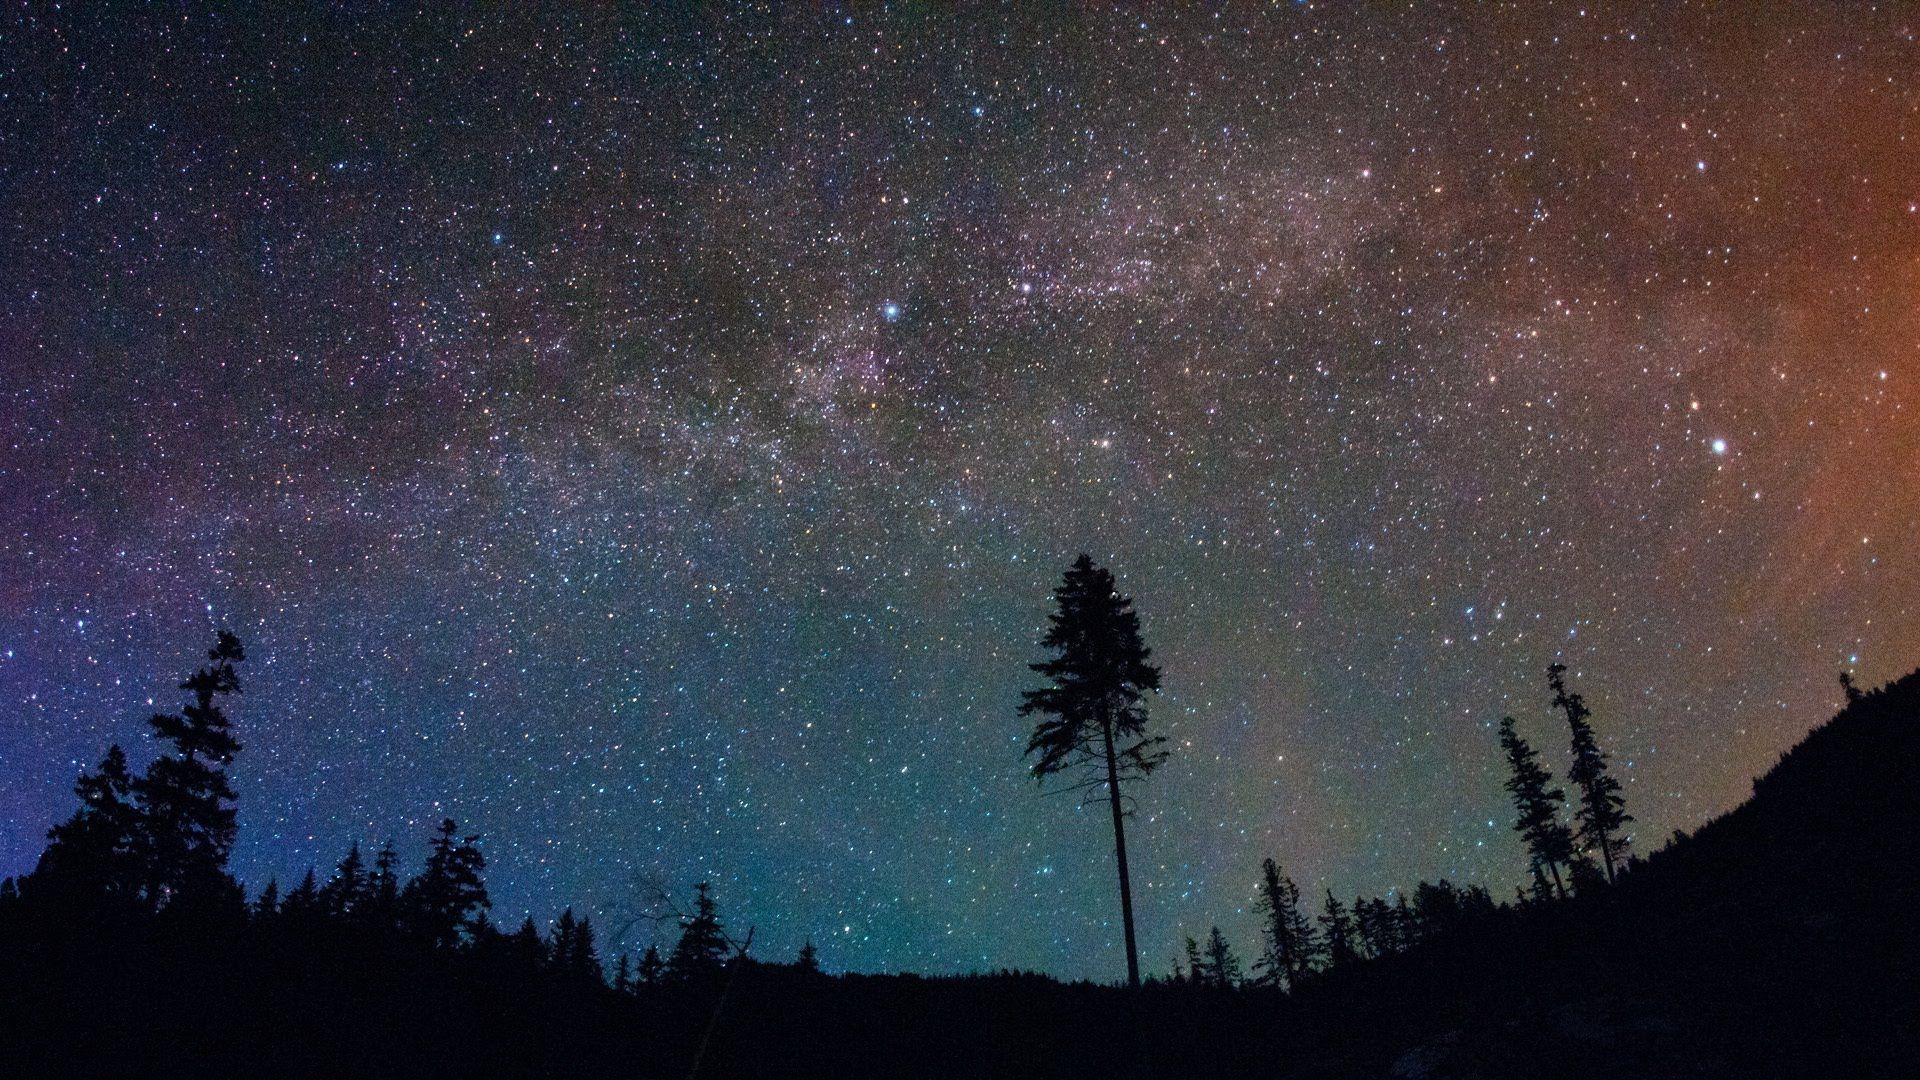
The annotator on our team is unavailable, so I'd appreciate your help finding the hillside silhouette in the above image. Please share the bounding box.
[1,658,1913,1078]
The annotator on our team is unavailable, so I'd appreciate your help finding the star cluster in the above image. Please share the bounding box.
[2,4,1915,980]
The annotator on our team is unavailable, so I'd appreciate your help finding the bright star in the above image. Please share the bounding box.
[881,301,902,322]
[1711,438,1728,454]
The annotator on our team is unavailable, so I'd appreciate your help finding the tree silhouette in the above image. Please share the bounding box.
[253,878,279,918]
[1254,858,1318,988]
[1549,664,1632,882]
[636,944,666,987]
[1202,926,1242,987]
[550,908,602,983]
[1020,554,1167,988]
[1319,892,1359,968]
[668,881,731,981]
[1181,936,1205,985]
[366,841,401,929]
[29,744,145,908]
[136,630,246,910]
[282,867,320,920]
[318,842,368,919]
[796,938,821,974]
[1353,896,1395,958]
[1497,716,1578,897]
[399,819,490,947]
[612,953,633,992]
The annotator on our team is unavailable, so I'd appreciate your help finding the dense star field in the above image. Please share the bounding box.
[1,4,1915,981]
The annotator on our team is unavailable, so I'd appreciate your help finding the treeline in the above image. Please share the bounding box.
[0,631,805,1002]
[0,627,1656,998]
[1,628,1912,1078]
[1169,660,1640,990]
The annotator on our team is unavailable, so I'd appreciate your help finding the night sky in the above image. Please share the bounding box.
[3,4,1916,981]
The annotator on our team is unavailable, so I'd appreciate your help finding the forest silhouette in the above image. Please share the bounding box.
[1,566,1915,1078]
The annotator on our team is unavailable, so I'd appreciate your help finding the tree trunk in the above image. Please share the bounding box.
[1101,716,1141,989]
[1548,860,1567,899]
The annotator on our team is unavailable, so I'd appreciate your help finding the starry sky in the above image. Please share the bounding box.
[2,3,1916,981]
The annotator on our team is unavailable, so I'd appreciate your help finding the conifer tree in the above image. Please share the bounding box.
[1840,670,1862,705]
[1182,936,1205,985]
[1254,858,1317,988]
[30,744,145,908]
[283,868,320,918]
[1351,896,1375,959]
[551,909,581,968]
[510,916,547,969]
[796,938,821,974]
[668,882,731,980]
[366,841,401,930]
[549,908,601,982]
[137,631,246,910]
[254,878,280,919]
[1319,892,1359,968]
[1497,716,1577,897]
[1549,664,1632,882]
[1392,894,1416,951]
[1020,555,1167,989]
[319,842,368,918]
[613,953,633,992]
[399,819,490,947]
[573,916,602,981]
[1203,926,1242,988]
[637,944,666,986]
[1354,896,1395,958]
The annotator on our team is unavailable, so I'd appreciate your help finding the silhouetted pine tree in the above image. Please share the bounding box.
[318,842,367,919]
[282,868,320,919]
[509,916,547,970]
[1354,896,1396,958]
[637,944,666,986]
[548,908,601,983]
[668,882,730,981]
[796,938,821,974]
[1020,555,1167,989]
[136,631,246,912]
[1840,670,1862,705]
[1391,894,1416,950]
[1319,893,1359,968]
[366,841,400,930]
[613,953,633,992]
[1203,926,1242,988]
[1497,715,1577,897]
[399,819,489,947]
[254,878,280,918]
[551,909,582,969]
[1254,858,1318,988]
[1549,664,1632,882]
[1181,936,1205,985]
[29,744,145,909]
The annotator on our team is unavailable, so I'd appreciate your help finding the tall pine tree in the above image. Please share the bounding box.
[1548,664,1632,882]
[1254,858,1318,988]
[399,819,490,947]
[1497,716,1578,897]
[1319,892,1358,968]
[137,630,247,911]
[1020,555,1167,988]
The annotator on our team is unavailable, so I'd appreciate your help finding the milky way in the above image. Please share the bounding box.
[2,4,1916,980]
